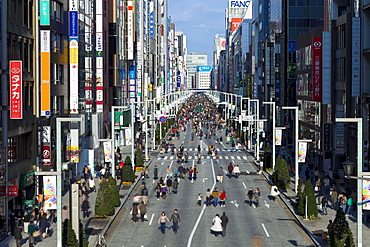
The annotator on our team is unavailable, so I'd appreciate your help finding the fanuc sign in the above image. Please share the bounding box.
[229,0,251,8]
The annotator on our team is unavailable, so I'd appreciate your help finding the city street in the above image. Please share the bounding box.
[108,126,313,247]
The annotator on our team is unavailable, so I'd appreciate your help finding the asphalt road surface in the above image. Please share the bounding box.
[108,126,313,247]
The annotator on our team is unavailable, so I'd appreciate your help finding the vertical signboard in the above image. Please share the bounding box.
[9,61,23,119]
[275,129,282,146]
[363,179,370,210]
[103,142,112,163]
[96,0,103,112]
[40,0,50,25]
[125,129,132,145]
[43,176,57,209]
[149,2,154,36]
[312,37,322,101]
[41,126,51,164]
[322,32,331,104]
[70,0,79,114]
[298,142,308,163]
[352,17,361,97]
[323,123,330,151]
[40,31,51,116]
[67,129,79,162]
[287,41,297,79]
[127,0,134,60]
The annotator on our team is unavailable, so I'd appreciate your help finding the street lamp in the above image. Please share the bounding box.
[56,117,82,247]
[336,117,363,247]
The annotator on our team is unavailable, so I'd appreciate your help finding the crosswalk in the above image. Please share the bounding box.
[163,147,244,152]
[157,155,248,160]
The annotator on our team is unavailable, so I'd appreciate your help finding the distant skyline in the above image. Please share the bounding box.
[169,0,226,65]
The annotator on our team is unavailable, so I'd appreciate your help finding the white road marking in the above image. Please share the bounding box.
[202,178,208,183]
[230,200,239,208]
[189,156,192,159]
[161,162,164,166]
[149,213,155,225]
[231,156,235,160]
[242,182,247,189]
[170,156,174,160]
[243,156,248,160]
[225,156,229,159]
[191,160,195,183]
[264,200,270,208]
[261,223,270,237]
[164,156,168,160]
[187,159,216,247]
[237,156,241,160]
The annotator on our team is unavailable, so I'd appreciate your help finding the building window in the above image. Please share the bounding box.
[52,0,63,22]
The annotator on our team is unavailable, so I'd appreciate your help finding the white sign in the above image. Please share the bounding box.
[229,0,251,8]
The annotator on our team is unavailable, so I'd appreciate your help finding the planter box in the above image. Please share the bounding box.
[122,181,133,185]
[135,167,143,172]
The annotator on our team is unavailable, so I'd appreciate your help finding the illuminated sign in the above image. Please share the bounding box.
[312,37,322,102]
[40,0,50,25]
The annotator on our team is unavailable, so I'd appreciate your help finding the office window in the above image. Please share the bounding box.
[52,0,63,22]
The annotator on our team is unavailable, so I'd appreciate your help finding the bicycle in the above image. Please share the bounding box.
[95,233,107,247]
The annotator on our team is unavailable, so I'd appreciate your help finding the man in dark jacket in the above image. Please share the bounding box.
[169,209,181,234]
[14,224,22,247]
[220,212,229,237]
[81,197,90,218]
[141,186,149,205]
[166,178,173,194]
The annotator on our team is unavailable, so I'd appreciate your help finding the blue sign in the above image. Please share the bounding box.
[149,12,154,37]
[159,116,167,123]
[129,66,136,79]
[196,66,212,72]
[69,11,78,37]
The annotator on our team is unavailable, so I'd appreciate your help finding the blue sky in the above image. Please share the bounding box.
[169,0,227,65]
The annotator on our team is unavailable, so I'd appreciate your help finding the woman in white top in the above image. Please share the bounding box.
[233,164,241,178]
[270,185,279,201]
[210,214,223,237]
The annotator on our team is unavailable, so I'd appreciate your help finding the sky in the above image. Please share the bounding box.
[169,0,227,65]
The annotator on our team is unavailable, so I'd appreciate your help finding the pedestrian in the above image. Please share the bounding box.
[89,176,96,192]
[197,145,201,153]
[166,166,173,178]
[23,211,31,234]
[169,209,181,234]
[212,188,219,207]
[254,188,261,207]
[210,214,223,237]
[193,165,198,180]
[153,165,158,182]
[28,221,36,247]
[327,219,333,237]
[131,203,138,223]
[160,183,167,199]
[178,164,185,179]
[330,189,338,210]
[141,185,149,205]
[81,197,90,218]
[233,164,241,178]
[155,183,161,200]
[227,162,233,178]
[14,223,22,247]
[197,193,202,206]
[139,201,147,222]
[9,210,15,236]
[172,178,179,194]
[166,178,173,194]
[158,212,170,234]
[206,188,211,206]
[217,167,224,183]
[39,214,50,239]
[346,196,354,216]
[219,190,227,207]
[62,205,68,225]
[247,188,254,206]
[220,212,229,237]
[339,195,347,214]
[270,185,279,201]
[321,196,328,215]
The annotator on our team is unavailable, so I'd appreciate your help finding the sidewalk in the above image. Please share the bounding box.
[0,144,146,247]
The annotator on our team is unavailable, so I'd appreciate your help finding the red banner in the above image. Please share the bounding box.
[41,145,51,164]
[0,186,19,196]
[312,37,322,101]
[9,61,23,119]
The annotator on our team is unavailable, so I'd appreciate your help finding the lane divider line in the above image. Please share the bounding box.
[149,213,155,225]
[261,223,270,237]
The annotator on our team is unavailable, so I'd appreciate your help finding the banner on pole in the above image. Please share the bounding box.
[103,141,112,163]
[298,142,307,163]
[275,129,282,146]
[125,129,132,145]
[43,176,57,210]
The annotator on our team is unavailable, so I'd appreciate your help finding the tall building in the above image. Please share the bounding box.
[195,66,212,89]
[185,52,207,89]
[212,34,226,90]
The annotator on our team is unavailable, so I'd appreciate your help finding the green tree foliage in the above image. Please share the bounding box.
[295,183,305,216]
[106,176,120,207]
[124,155,132,166]
[135,146,144,167]
[62,219,78,247]
[303,180,318,217]
[329,207,355,247]
[95,179,115,216]
[79,221,88,247]
[272,157,290,189]
[121,164,136,182]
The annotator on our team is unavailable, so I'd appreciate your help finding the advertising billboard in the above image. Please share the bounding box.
[43,176,57,209]
[312,37,322,102]
[127,1,134,60]
[231,18,243,32]
[69,38,79,113]
[40,0,50,25]
[229,0,251,8]
[9,61,23,119]
[40,30,51,116]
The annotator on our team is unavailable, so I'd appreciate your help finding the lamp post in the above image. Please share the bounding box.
[250,99,260,158]
[282,106,299,193]
[336,117,363,247]
[56,117,82,247]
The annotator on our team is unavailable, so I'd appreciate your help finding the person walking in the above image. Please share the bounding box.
[217,167,224,183]
[14,223,23,247]
[219,190,227,207]
[139,201,147,222]
[233,164,241,178]
[27,221,36,247]
[270,185,279,201]
[172,178,179,194]
[327,219,333,237]
[247,188,254,206]
[158,212,170,234]
[141,186,149,205]
[166,166,172,178]
[210,214,223,237]
[321,196,328,215]
[330,188,338,210]
[155,183,161,200]
[81,197,90,218]
[153,165,159,183]
[346,196,354,216]
[89,176,96,192]
[169,209,181,234]
[131,203,138,223]
[193,165,198,180]
[166,178,173,194]
[339,195,347,214]
[206,188,212,206]
[227,162,233,178]
[220,212,229,237]
[39,214,50,239]
[212,188,219,207]
[23,211,32,234]
[197,193,202,206]
[254,188,261,207]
